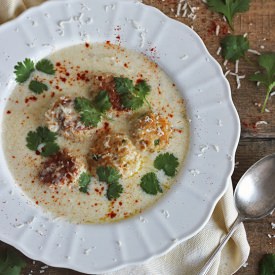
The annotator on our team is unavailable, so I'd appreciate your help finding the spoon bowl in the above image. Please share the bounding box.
[235,153,275,219]
[199,153,275,275]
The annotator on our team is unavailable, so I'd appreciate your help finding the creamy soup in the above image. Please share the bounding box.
[2,43,189,224]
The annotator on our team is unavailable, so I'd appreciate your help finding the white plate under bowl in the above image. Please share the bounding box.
[0,0,240,273]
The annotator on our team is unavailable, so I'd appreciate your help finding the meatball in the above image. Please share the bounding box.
[89,130,141,178]
[132,112,172,152]
[45,96,96,140]
[39,149,85,187]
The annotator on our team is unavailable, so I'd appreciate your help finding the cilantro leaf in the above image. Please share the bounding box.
[140,172,162,195]
[74,97,102,127]
[26,126,59,156]
[28,80,48,94]
[40,142,60,157]
[259,254,275,275]
[114,77,134,94]
[107,182,123,200]
[96,166,121,184]
[207,0,250,30]
[221,35,249,62]
[135,80,150,98]
[0,249,26,275]
[79,172,91,193]
[154,139,160,146]
[154,153,179,177]
[120,93,144,110]
[14,58,35,83]
[250,53,275,112]
[114,77,151,110]
[36,59,55,75]
[93,90,112,113]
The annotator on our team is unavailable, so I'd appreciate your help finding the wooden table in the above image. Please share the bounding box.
[0,0,274,274]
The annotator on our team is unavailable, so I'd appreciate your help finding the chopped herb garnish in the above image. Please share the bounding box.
[140,172,162,195]
[79,172,92,193]
[154,139,160,146]
[221,35,249,62]
[96,166,121,184]
[26,126,59,157]
[28,80,48,94]
[259,254,275,275]
[107,182,123,200]
[93,90,112,113]
[206,0,250,30]
[250,53,275,113]
[36,59,55,75]
[114,77,151,110]
[92,154,102,161]
[14,58,35,83]
[114,77,134,94]
[74,97,102,127]
[0,249,26,275]
[154,152,179,177]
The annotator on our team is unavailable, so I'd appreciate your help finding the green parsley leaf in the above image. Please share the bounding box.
[221,35,249,62]
[207,0,250,30]
[28,80,48,94]
[26,126,59,156]
[40,142,60,157]
[259,254,275,275]
[107,182,123,200]
[114,77,151,110]
[96,166,121,184]
[120,93,144,110]
[140,172,162,195]
[14,58,35,83]
[135,80,150,98]
[154,153,179,177]
[79,172,92,193]
[154,139,160,146]
[74,97,102,127]
[36,59,55,75]
[93,90,112,113]
[250,53,275,113]
[114,77,134,94]
[0,249,26,275]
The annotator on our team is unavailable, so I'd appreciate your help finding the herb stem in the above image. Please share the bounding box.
[261,89,271,113]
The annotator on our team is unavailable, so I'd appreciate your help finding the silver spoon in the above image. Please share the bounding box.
[199,153,275,275]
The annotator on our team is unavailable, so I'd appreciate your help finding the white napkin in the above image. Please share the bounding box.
[0,1,250,274]
[102,180,249,275]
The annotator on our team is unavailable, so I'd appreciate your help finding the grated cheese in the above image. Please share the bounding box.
[255,121,268,127]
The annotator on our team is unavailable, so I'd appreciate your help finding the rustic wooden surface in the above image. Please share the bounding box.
[0,0,275,274]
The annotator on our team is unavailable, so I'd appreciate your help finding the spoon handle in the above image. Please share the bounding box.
[198,216,243,275]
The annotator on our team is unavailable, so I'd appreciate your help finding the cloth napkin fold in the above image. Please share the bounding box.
[0,1,250,274]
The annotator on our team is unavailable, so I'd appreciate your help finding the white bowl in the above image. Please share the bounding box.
[0,0,240,273]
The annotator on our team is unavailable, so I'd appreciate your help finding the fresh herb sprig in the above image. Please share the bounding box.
[140,172,162,195]
[36,59,55,75]
[250,53,275,113]
[206,0,250,30]
[29,80,48,94]
[14,58,35,83]
[74,97,102,127]
[79,172,92,193]
[26,126,60,157]
[14,58,55,94]
[221,35,249,62]
[0,249,26,275]
[96,166,123,200]
[154,153,179,177]
[259,254,275,275]
[114,77,151,110]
